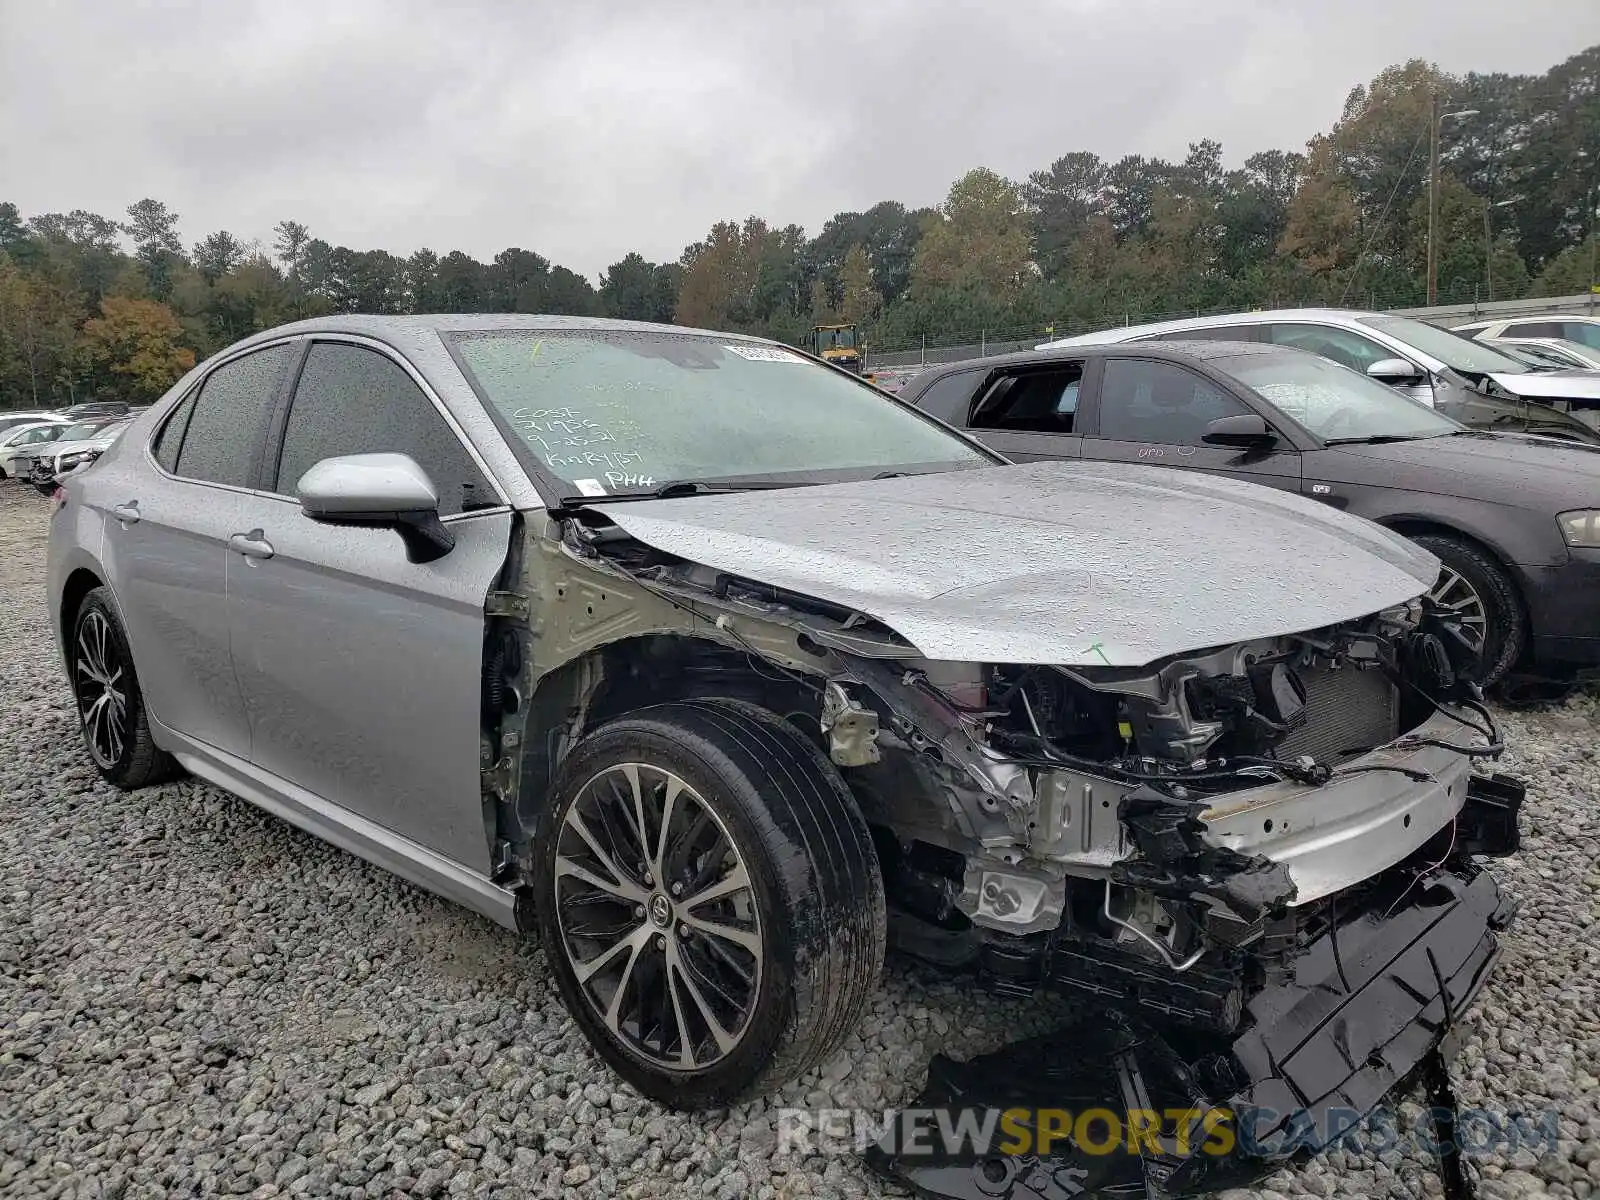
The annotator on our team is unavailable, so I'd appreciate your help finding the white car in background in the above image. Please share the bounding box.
[0,411,69,438]
[1487,336,1600,371]
[23,418,133,493]
[0,420,71,480]
[1039,307,1600,438]
[1452,313,1600,351]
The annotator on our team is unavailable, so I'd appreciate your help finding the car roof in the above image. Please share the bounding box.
[908,338,1290,385]
[220,313,778,360]
[1458,313,1600,327]
[1038,307,1388,347]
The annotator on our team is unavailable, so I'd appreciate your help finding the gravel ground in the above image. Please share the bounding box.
[1,480,1596,1200]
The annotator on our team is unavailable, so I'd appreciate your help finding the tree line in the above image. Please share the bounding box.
[2,46,1596,408]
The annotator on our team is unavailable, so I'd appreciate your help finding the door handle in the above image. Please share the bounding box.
[112,501,140,525]
[229,530,274,560]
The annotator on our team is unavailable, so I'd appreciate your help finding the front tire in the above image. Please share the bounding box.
[69,588,181,789]
[534,698,886,1109]
[1413,534,1526,688]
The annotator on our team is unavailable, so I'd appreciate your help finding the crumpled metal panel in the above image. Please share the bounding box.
[865,858,1514,1200]
[595,461,1439,666]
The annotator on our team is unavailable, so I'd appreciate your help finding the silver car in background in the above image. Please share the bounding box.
[1040,307,1600,439]
[44,316,1521,1174]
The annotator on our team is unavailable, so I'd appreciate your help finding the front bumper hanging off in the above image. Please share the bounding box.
[865,773,1524,1199]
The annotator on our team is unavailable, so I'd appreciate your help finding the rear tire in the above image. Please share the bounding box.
[534,697,885,1109]
[1412,535,1526,688]
[69,588,182,789]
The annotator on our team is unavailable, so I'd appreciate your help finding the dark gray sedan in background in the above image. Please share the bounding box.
[902,340,1600,689]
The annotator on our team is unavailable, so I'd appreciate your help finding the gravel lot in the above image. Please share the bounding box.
[1,481,1596,1200]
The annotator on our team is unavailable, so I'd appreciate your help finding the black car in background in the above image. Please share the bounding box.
[902,340,1600,688]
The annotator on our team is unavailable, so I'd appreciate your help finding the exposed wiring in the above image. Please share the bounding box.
[1331,763,1438,784]
[908,672,1004,720]
[608,559,825,697]
[1388,667,1499,744]
[1381,815,1459,921]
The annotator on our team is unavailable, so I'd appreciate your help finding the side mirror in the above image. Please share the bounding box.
[1367,357,1424,383]
[1202,413,1278,448]
[296,452,455,564]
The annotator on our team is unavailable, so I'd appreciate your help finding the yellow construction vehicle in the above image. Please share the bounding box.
[802,323,864,374]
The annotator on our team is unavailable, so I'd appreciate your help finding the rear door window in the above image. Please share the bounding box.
[1143,325,1263,343]
[1503,321,1561,340]
[173,345,292,488]
[969,365,1086,434]
[1266,323,1396,373]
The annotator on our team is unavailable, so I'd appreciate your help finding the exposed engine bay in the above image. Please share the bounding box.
[480,508,1515,1039]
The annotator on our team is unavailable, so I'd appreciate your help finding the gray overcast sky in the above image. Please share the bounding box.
[3,0,1598,282]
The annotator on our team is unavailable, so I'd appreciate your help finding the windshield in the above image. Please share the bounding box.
[449,329,988,497]
[1218,351,1463,441]
[1356,313,1529,375]
[59,422,105,440]
[816,327,857,350]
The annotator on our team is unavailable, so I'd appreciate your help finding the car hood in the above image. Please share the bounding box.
[1486,369,1600,400]
[590,461,1439,666]
[1325,431,1600,504]
[47,438,107,456]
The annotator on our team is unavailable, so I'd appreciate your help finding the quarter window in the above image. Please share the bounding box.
[275,343,493,516]
[1094,359,1248,445]
[911,369,985,425]
[174,345,292,487]
[152,390,199,473]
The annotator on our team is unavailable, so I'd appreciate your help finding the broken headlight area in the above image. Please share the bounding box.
[864,851,1519,1200]
[839,606,1512,1000]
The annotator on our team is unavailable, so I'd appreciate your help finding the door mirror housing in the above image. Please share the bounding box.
[1367,357,1424,384]
[1201,413,1278,449]
[296,453,455,563]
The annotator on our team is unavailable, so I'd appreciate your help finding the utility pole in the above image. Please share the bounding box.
[1427,92,1441,306]
[1580,151,1597,315]
[1483,206,1493,303]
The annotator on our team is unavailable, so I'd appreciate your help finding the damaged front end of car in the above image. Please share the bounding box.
[482,502,1523,1194]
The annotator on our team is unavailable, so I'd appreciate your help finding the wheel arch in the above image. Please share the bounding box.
[58,566,106,659]
[1376,516,1531,670]
[508,632,823,841]
[1375,516,1523,590]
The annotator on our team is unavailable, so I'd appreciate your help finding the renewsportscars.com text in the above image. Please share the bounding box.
[777,1105,1562,1160]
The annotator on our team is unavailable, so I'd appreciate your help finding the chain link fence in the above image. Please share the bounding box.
[860,288,1600,372]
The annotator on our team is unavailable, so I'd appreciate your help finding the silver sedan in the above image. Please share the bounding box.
[47,315,1520,1135]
